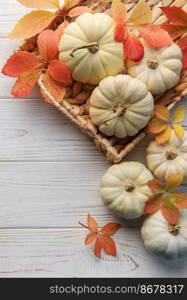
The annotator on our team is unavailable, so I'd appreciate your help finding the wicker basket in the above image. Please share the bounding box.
[19,0,187,163]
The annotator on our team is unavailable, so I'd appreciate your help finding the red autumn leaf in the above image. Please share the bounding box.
[94,238,102,258]
[124,33,144,62]
[41,72,66,103]
[160,24,187,40]
[173,192,187,209]
[147,117,167,134]
[37,30,59,62]
[100,222,121,236]
[144,194,163,214]
[85,232,97,245]
[12,69,41,97]
[155,126,171,145]
[48,59,72,84]
[161,6,187,26]
[167,173,184,190]
[67,6,90,18]
[138,24,172,48]
[147,179,165,192]
[100,235,117,256]
[2,51,40,78]
[87,214,98,232]
[112,0,127,24]
[154,105,169,121]
[114,24,126,42]
[161,201,179,225]
[177,36,187,71]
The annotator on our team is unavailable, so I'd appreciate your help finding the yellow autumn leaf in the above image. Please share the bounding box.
[111,0,127,24]
[167,173,184,190]
[127,0,152,26]
[173,124,185,139]
[7,11,56,39]
[64,0,81,10]
[173,105,185,123]
[17,0,60,9]
[155,126,171,144]
[147,117,167,133]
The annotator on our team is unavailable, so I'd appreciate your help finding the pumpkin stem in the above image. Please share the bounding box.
[70,42,99,57]
[104,104,127,124]
[147,58,159,69]
[165,150,177,160]
[124,183,136,192]
[168,224,181,236]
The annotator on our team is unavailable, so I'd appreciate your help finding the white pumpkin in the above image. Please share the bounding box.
[127,40,182,95]
[141,210,187,259]
[59,13,124,85]
[146,130,187,180]
[101,162,154,219]
[89,74,154,138]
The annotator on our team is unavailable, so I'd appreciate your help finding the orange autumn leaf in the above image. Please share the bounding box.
[173,124,185,139]
[100,222,121,236]
[67,6,90,17]
[161,201,179,225]
[111,0,127,24]
[17,0,60,9]
[147,117,167,134]
[41,72,66,103]
[100,235,117,256]
[94,238,102,258]
[55,21,67,40]
[155,126,171,144]
[12,69,41,97]
[147,179,165,192]
[177,37,187,71]
[161,6,187,26]
[64,0,81,10]
[37,30,59,62]
[128,0,152,27]
[87,214,98,232]
[48,59,72,84]
[138,24,172,48]
[2,51,40,78]
[7,10,56,39]
[167,173,184,190]
[173,192,187,209]
[85,232,97,245]
[154,105,169,121]
[173,106,185,123]
[144,194,163,214]
[124,33,144,62]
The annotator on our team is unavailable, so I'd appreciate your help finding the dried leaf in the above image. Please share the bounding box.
[111,0,127,24]
[48,59,72,83]
[124,33,144,62]
[68,6,90,17]
[41,72,66,103]
[12,69,41,97]
[114,24,126,42]
[100,222,121,236]
[173,192,187,209]
[2,51,40,78]
[85,232,97,245]
[94,238,102,258]
[17,0,60,9]
[161,6,187,26]
[7,10,56,39]
[147,117,167,134]
[100,235,117,256]
[128,0,152,27]
[173,106,185,123]
[64,0,81,10]
[154,105,169,121]
[155,126,171,144]
[144,194,163,214]
[37,30,59,62]
[167,173,184,190]
[147,179,165,192]
[87,214,98,232]
[173,124,185,139]
[138,24,172,48]
[161,200,179,225]
[160,24,187,40]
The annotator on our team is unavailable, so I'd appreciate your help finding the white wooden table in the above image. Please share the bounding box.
[0,0,187,278]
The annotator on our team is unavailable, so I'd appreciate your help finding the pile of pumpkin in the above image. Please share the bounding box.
[59,12,187,259]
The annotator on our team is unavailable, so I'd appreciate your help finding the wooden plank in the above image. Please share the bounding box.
[0,228,186,278]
